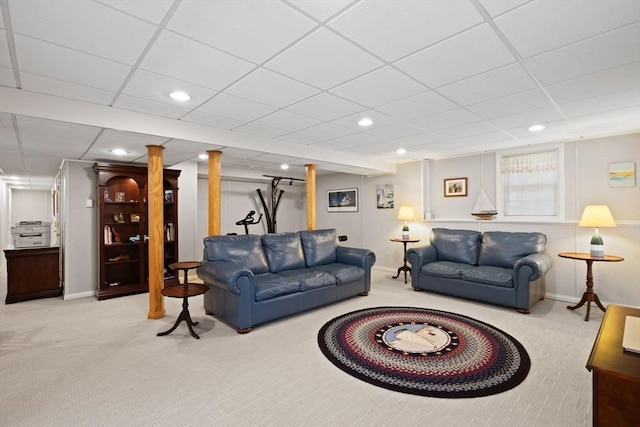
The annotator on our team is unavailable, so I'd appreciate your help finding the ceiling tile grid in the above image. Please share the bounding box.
[0,0,638,186]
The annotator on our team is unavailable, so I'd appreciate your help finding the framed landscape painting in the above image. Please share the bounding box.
[328,188,358,212]
[444,177,467,197]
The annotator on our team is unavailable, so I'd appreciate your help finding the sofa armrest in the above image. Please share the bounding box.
[407,245,437,268]
[514,253,553,283]
[197,260,254,295]
[336,246,376,269]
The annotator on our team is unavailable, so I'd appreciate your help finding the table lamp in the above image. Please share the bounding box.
[397,205,416,239]
[578,205,616,257]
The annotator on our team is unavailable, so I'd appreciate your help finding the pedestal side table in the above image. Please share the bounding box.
[390,238,421,284]
[558,252,624,321]
[157,261,208,339]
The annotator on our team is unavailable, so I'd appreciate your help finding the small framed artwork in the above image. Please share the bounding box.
[444,177,467,197]
[164,189,174,203]
[130,213,140,223]
[328,188,358,212]
[609,161,636,187]
[376,184,394,209]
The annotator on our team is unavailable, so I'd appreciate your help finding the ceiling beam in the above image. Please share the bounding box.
[0,87,396,175]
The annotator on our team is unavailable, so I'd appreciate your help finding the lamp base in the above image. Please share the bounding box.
[402,231,409,239]
[590,245,604,257]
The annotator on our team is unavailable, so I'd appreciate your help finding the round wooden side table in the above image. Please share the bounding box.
[390,238,421,284]
[558,252,624,321]
[157,261,208,339]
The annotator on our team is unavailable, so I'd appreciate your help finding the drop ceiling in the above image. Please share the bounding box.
[1,0,639,189]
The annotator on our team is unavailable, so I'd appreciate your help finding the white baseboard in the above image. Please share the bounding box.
[64,290,95,300]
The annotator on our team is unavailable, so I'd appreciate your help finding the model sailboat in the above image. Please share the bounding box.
[472,188,497,220]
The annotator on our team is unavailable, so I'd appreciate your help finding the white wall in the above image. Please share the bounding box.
[10,189,51,224]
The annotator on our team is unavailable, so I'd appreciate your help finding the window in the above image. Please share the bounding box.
[498,147,563,218]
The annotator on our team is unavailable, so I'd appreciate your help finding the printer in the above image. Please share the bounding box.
[11,221,51,248]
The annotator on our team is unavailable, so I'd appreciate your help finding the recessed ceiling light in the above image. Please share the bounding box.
[358,118,373,127]
[396,148,407,154]
[528,124,545,132]
[198,153,208,160]
[111,148,128,156]
[280,164,289,170]
[169,91,190,101]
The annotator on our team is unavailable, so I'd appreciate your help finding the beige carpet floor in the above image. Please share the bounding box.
[0,268,602,427]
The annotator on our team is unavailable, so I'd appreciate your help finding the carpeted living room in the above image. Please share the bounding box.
[1,1,639,426]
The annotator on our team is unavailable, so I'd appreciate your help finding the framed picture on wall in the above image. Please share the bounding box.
[444,177,467,197]
[609,161,636,187]
[376,184,394,208]
[328,188,358,212]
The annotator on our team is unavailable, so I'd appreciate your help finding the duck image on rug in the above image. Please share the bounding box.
[317,306,530,398]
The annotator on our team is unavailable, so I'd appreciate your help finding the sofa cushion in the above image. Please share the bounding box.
[478,231,546,269]
[309,263,364,285]
[431,228,482,265]
[254,273,300,302]
[278,269,336,291]
[461,266,513,288]
[262,232,306,273]
[421,261,476,279]
[300,229,338,267]
[203,234,269,274]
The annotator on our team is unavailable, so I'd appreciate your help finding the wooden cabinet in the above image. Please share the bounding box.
[587,305,640,426]
[4,246,61,303]
[94,163,180,300]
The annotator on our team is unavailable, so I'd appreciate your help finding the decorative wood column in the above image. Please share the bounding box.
[306,164,316,230]
[208,150,222,236]
[147,145,165,319]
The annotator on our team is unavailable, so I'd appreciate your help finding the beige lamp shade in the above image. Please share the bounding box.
[578,205,616,228]
[397,205,417,221]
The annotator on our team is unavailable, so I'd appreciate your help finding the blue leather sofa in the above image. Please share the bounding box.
[407,228,553,313]
[197,229,376,333]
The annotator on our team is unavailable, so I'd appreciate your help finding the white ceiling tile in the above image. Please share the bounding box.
[286,92,365,121]
[375,91,458,120]
[287,0,353,22]
[226,68,320,108]
[396,24,516,88]
[559,88,640,119]
[576,119,640,139]
[197,93,277,123]
[181,111,245,130]
[517,129,582,146]
[505,119,575,138]
[168,1,316,63]
[113,95,190,119]
[495,0,640,59]
[234,123,288,139]
[296,122,356,140]
[163,139,223,157]
[14,34,131,91]
[525,23,640,85]
[265,28,383,90]
[410,108,482,131]
[436,121,499,139]
[10,0,157,64]
[329,66,426,108]
[1,29,12,67]
[329,0,482,61]
[252,110,321,133]
[546,62,640,105]
[85,129,168,161]
[467,89,553,120]
[437,63,537,106]
[478,0,530,17]
[568,106,640,129]
[20,72,115,105]
[366,122,426,140]
[123,69,217,108]
[98,0,175,25]
[140,31,256,91]
[275,132,323,145]
[1,66,18,88]
[488,107,564,130]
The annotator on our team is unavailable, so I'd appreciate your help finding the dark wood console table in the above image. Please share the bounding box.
[558,252,624,321]
[587,305,640,426]
[390,238,420,284]
[157,261,208,339]
[4,246,61,303]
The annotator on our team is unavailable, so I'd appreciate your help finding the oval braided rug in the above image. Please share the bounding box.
[317,306,530,398]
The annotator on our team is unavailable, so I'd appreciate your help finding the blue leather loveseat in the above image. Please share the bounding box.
[197,229,376,333]
[407,228,553,313]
